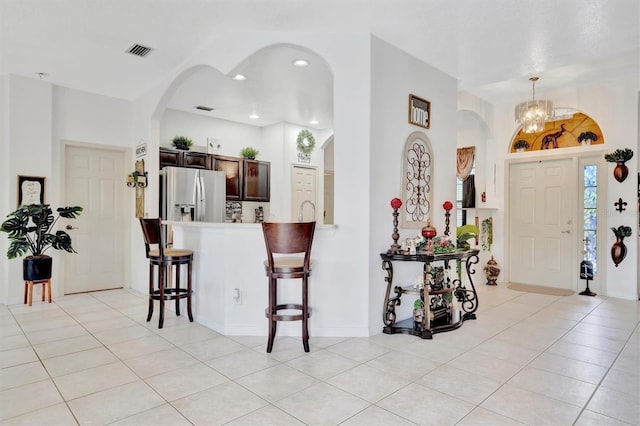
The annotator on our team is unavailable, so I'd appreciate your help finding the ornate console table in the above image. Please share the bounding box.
[380,249,480,339]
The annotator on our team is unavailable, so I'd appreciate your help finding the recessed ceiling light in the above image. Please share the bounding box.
[232,74,246,81]
[292,59,309,67]
[249,113,260,119]
[309,119,319,125]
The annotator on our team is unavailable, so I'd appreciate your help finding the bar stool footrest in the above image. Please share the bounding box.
[265,303,312,321]
[150,288,192,301]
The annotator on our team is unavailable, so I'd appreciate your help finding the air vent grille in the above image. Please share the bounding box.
[195,105,215,112]
[126,44,153,57]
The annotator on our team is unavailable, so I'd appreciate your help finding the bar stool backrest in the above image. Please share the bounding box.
[262,221,315,272]
[139,218,165,259]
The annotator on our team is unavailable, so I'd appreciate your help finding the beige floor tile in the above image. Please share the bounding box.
[574,409,633,426]
[286,348,359,380]
[325,338,390,363]
[172,381,268,425]
[480,383,581,425]
[53,361,138,400]
[472,337,542,366]
[340,405,416,426]
[145,362,228,401]
[327,364,410,403]
[365,349,441,382]
[124,347,199,378]
[378,382,475,425]
[68,380,164,424]
[157,323,220,346]
[417,364,503,405]
[42,346,119,377]
[0,324,22,339]
[0,347,38,369]
[92,323,155,345]
[546,341,618,367]
[24,324,88,345]
[260,336,313,363]
[225,405,305,426]
[31,334,102,359]
[206,348,280,379]
[507,366,597,407]
[82,315,138,333]
[0,334,29,352]
[0,380,63,421]
[107,334,174,359]
[457,407,526,425]
[17,316,78,333]
[587,385,640,424]
[181,336,245,361]
[601,367,639,396]
[446,350,523,382]
[275,382,369,425]
[109,403,193,426]
[0,361,50,392]
[560,329,627,353]
[528,352,608,384]
[236,364,318,403]
[0,402,77,426]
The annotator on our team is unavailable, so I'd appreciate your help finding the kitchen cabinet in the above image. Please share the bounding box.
[213,155,243,200]
[243,160,270,202]
[159,148,207,169]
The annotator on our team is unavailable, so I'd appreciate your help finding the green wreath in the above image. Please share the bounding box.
[296,130,316,155]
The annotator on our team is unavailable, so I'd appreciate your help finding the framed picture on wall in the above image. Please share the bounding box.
[17,175,45,206]
[408,94,430,129]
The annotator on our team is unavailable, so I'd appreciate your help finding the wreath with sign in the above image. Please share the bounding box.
[296,130,316,155]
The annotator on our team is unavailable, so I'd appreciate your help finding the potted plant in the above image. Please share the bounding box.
[578,131,598,146]
[172,135,193,150]
[456,224,480,250]
[513,139,529,152]
[240,146,259,160]
[604,148,634,182]
[1,204,83,281]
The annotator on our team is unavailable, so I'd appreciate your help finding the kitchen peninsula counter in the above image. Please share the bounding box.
[166,221,348,337]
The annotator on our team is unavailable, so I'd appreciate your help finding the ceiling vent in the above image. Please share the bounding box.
[195,105,215,112]
[126,44,153,58]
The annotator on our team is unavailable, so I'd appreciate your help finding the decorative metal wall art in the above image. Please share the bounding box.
[614,198,627,213]
[610,225,632,267]
[401,131,433,228]
[604,148,634,183]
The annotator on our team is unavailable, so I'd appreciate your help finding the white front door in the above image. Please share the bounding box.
[63,145,128,294]
[509,158,576,289]
[291,165,318,222]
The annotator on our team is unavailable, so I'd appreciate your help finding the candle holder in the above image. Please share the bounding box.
[442,200,453,236]
[388,198,402,253]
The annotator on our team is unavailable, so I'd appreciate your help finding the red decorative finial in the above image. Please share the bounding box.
[442,200,453,211]
[388,198,402,253]
[391,198,402,209]
[443,200,453,236]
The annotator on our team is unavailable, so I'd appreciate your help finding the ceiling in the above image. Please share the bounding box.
[1,0,638,130]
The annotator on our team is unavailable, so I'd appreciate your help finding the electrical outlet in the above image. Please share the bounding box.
[233,288,242,305]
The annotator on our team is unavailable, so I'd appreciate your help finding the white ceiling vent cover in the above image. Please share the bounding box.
[126,44,153,57]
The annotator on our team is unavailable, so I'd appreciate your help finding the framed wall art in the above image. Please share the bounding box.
[408,94,430,129]
[17,175,45,206]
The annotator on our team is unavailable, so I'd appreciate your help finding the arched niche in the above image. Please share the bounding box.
[152,43,334,222]
[401,131,433,228]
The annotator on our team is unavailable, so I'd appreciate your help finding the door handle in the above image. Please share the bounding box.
[66,225,78,230]
[561,230,571,234]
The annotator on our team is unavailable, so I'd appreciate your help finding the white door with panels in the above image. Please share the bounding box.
[64,145,128,294]
[509,158,576,289]
[291,165,318,222]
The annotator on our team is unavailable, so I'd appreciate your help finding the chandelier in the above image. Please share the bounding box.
[514,77,553,134]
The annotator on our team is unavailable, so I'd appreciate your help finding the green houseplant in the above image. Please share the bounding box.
[240,146,259,159]
[1,204,83,280]
[172,135,193,150]
[513,139,529,151]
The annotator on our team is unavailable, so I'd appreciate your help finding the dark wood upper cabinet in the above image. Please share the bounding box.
[159,147,182,168]
[213,155,243,200]
[182,151,208,169]
[243,160,270,202]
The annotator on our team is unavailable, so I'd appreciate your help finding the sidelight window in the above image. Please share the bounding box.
[583,164,598,272]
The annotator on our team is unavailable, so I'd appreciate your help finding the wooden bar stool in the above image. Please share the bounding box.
[24,279,52,306]
[261,221,315,353]
[139,218,194,329]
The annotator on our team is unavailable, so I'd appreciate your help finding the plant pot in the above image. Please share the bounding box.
[613,161,629,183]
[23,255,52,281]
[483,256,500,286]
[611,236,627,267]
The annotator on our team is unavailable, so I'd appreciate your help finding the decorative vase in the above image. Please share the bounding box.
[23,255,52,281]
[421,221,437,239]
[611,235,628,267]
[483,256,500,286]
[613,161,629,183]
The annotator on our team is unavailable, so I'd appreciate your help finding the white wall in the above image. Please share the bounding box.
[0,77,134,304]
[369,37,459,333]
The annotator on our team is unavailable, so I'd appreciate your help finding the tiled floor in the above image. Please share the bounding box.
[0,285,638,425]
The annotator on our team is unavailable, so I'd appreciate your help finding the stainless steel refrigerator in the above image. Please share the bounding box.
[160,166,226,223]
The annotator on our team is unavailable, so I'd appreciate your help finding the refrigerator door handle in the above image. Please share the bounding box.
[196,171,206,221]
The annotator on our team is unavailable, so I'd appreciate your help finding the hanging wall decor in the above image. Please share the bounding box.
[614,198,627,213]
[296,129,315,163]
[610,225,632,267]
[401,131,433,228]
[604,148,634,183]
[408,94,430,129]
